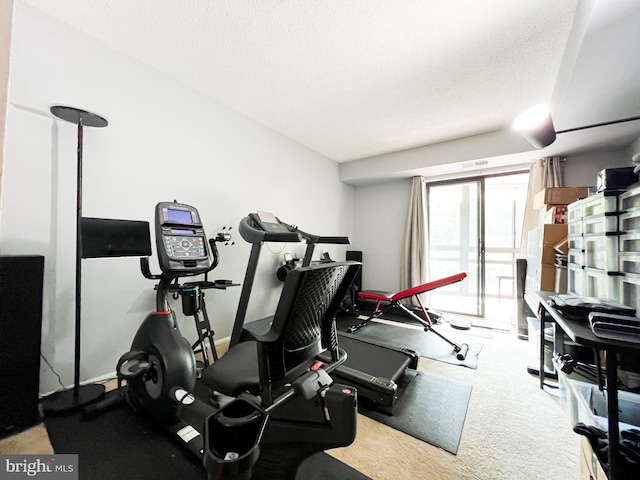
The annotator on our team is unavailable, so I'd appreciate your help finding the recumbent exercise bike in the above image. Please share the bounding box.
[88,201,361,480]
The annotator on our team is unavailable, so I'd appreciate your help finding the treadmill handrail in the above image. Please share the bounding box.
[232,212,350,346]
[296,230,350,245]
[238,214,302,244]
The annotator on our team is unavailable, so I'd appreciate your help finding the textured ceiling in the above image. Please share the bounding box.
[19,0,583,163]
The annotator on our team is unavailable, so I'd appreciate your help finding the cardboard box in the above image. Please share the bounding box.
[554,237,569,256]
[527,262,558,291]
[541,224,568,264]
[542,223,567,244]
[534,187,591,209]
[543,205,568,224]
[539,264,557,291]
[580,435,607,480]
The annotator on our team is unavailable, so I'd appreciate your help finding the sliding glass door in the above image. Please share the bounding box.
[427,173,529,319]
[428,180,482,316]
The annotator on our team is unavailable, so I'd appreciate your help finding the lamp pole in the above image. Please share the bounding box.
[42,106,108,413]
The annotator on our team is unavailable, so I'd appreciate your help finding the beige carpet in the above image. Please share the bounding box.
[0,330,580,480]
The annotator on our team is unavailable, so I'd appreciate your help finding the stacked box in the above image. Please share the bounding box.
[583,267,621,300]
[619,273,640,311]
[567,192,624,300]
[526,224,568,292]
[618,184,640,211]
[533,187,591,210]
[618,184,640,309]
[567,197,586,294]
[580,436,607,480]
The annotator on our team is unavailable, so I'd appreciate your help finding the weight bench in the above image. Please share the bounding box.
[347,272,469,360]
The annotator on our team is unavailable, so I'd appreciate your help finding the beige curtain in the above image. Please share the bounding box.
[519,156,565,258]
[400,176,429,305]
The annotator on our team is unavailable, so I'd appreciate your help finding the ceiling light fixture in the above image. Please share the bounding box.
[513,104,640,149]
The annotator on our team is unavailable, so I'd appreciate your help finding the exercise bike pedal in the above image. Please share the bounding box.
[117,351,152,380]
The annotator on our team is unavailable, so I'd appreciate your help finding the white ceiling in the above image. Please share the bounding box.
[18,0,640,183]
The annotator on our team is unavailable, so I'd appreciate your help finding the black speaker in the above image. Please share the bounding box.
[346,250,363,291]
[0,255,44,438]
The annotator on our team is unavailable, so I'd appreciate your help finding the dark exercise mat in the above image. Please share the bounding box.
[337,317,483,369]
[359,370,472,455]
[44,393,371,480]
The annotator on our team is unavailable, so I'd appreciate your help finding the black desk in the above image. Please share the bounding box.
[534,291,640,480]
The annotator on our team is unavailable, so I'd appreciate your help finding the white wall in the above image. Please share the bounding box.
[0,0,13,197]
[1,3,353,394]
[563,147,633,187]
[351,179,411,292]
[352,150,634,294]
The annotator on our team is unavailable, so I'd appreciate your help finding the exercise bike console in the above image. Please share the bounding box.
[155,201,211,276]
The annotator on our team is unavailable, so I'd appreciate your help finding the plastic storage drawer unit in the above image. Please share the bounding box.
[568,248,583,267]
[620,232,640,253]
[568,235,584,252]
[583,267,621,301]
[568,199,584,224]
[583,213,619,235]
[568,263,585,296]
[619,184,640,212]
[619,252,640,275]
[619,208,640,233]
[619,273,640,311]
[582,192,619,217]
[583,234,620,272]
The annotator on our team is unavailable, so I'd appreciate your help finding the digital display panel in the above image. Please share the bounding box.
[170,228,196,235]
[166,208,193,224]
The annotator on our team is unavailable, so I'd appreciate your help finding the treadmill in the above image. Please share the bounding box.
[230,212,419,412]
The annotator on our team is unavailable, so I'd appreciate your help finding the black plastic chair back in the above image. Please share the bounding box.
[263,261,359,383]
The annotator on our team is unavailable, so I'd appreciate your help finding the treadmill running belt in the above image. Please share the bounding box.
[338,334,412,380]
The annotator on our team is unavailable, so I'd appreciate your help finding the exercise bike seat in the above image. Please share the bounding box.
[200,341,260,396]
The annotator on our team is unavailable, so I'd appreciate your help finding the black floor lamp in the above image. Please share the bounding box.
[42,106,108,413]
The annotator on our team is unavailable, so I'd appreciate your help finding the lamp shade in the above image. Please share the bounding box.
[512,104,557,149]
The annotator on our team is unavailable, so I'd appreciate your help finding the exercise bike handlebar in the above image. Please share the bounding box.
[140,256,162,281]
[208,232,231,271]
[140,231,229,282]
[140,231,230,312]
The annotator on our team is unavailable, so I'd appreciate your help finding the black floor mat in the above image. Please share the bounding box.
[43,394,371,480]
[358,370,472,455]
[337,315,483,369]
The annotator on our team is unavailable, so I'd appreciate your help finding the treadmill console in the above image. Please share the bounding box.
[155,201,212,276]
[238,211,302,245]
[251,211,293,234]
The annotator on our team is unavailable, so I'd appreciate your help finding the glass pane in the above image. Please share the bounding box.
[428,181,479,315]
[484,173,529,321]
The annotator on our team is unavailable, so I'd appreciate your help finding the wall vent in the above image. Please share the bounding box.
[461,159,489,168]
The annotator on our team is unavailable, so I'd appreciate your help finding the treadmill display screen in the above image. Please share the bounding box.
[167,208,192,224]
